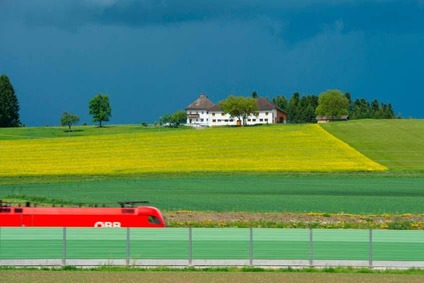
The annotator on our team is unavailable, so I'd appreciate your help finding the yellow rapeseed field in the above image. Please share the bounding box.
[0,125,386,176]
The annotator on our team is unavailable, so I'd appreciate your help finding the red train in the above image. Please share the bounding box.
[0,201,166,228]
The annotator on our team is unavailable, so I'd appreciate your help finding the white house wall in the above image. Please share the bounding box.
[186,110,210,126]
[186,110,277,127]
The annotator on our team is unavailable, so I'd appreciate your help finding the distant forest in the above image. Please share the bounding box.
[272,92,397,124]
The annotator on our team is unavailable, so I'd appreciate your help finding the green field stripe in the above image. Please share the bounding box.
[2,176,423,214]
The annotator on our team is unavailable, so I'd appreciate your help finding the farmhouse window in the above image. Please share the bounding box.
[212,119,216,122]
[212,113,215,116]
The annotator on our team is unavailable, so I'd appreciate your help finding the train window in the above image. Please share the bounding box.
[122,209,134,214]
[14,208,23,213]
[148,215,162,224]
[0,208,11,213]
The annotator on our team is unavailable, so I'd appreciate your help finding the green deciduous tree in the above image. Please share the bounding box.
[61,112,80,132]
[89,93,111,127]
[316,89,349,118]
[159,113,172,126]
[171,110,187,126]
[218,95,258,126]
[159,110,187,127]
[0,74,20,127]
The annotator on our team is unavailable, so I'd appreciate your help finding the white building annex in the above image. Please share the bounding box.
[185,94,287,127]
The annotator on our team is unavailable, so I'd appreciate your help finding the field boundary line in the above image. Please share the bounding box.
[317,125,388,171]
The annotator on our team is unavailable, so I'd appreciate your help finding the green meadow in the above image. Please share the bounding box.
[0,120,423,215]
[0,124,187,140]
[0,175,423,214]
[322,119,424,170]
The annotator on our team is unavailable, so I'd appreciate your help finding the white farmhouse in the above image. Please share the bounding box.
[185,94,287,127]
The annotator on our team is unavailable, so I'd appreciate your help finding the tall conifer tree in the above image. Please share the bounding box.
[0,74,20,127]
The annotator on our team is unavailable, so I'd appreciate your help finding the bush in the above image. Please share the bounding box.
[387,220,412,230]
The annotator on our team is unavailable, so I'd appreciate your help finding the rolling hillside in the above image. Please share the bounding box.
[0,124,385,176]
[0,121,423,215]
[321,119,424,170]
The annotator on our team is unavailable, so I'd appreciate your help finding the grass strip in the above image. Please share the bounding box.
[0,266,423,275]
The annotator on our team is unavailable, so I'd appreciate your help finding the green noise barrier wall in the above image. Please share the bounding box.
[0,228,423,268]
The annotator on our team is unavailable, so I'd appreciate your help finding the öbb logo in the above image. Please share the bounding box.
[94,221,121,228]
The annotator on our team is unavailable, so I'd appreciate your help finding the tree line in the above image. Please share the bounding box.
[272,92,397,124]
[0,74,113,130]
[0,74,399,129]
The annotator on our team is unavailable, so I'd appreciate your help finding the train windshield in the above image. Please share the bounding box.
[148,215,162,225]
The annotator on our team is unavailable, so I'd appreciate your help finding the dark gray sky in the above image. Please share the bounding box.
[1,0,423,126]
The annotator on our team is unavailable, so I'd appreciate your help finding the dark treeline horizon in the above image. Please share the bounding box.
[271,92,397,124]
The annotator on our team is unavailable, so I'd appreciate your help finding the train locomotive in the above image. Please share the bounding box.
[0,200,166,228]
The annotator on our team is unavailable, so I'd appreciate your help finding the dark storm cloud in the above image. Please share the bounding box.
[1,0,423,125]
[6,1,424,38]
